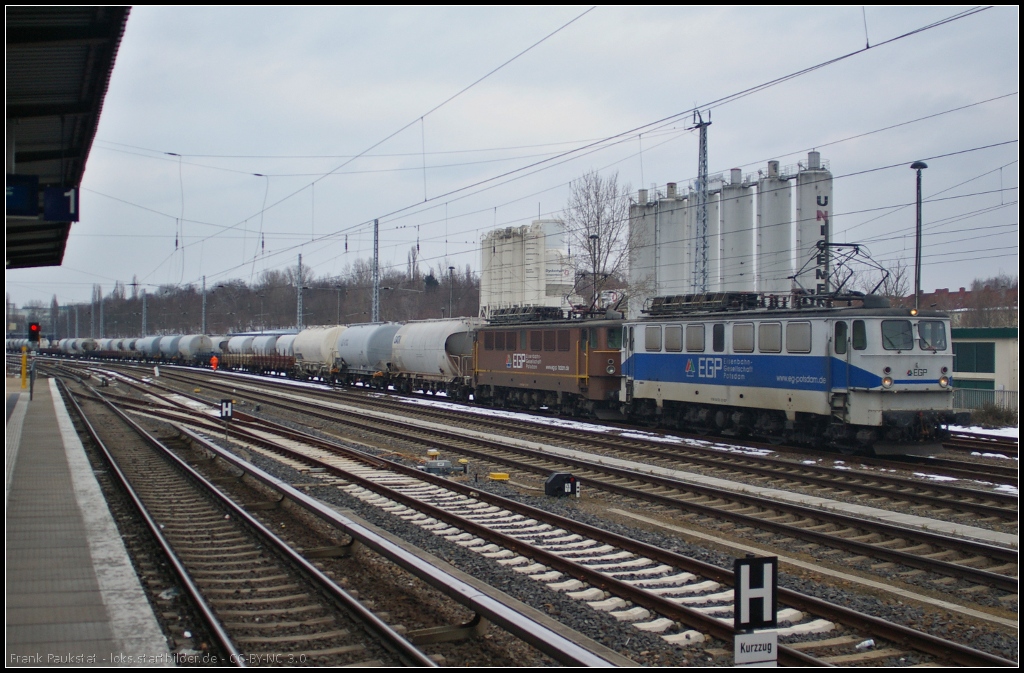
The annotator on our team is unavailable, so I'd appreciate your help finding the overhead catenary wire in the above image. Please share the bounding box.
[139,5,998,277]
[20,7,1014,306]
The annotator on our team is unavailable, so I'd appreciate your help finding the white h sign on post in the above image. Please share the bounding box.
[738,560,774,626]
[734,556,778,666]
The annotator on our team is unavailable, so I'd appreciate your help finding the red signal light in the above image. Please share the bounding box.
[28,322,41,343]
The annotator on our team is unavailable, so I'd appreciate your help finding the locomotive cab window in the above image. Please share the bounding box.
[834,321,848,355]
[483,332,494,350]
[686,324,705,352]
[881,320,914,351]
[733,323,754,353]
[758,322,782,353]
[853,320,867,350]
[645,326,662,352]
[786,322,811,353]
[608,327,622,350]
[664,325,682,352]
[917,321,947,351]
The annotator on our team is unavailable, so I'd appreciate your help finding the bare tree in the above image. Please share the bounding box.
[876,257,911,300]
[959,274,1018,327]
[562,170,633,307]
[846,255,910,301]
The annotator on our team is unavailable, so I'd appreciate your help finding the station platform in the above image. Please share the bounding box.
[6,375,170,666]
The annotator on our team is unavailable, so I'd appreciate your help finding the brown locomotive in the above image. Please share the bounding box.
[473,318,624,416]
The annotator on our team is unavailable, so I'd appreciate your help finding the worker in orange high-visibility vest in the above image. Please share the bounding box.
[210,355,219,371]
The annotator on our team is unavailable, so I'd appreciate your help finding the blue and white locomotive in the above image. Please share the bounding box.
[621,293,963,454]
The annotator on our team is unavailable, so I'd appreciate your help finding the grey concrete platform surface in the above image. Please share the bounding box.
[6,376,170,666]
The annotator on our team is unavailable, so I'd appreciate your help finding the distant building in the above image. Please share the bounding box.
[904,285,1018,328]
[951,326,1018,412]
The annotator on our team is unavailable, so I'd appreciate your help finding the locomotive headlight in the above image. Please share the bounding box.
[939,375,949,388]
[882,376,894,388]
[606,365,616,374]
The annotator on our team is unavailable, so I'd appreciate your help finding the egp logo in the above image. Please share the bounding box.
[511,353,527,369]
[698,357,723,379]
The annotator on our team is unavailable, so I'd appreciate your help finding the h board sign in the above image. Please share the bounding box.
[220,399,233,420]
[733,556,777,631]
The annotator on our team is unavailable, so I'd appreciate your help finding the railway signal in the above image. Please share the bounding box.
[28,322,41,343]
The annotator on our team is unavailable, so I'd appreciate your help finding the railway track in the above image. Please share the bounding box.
[88,380,1016,667]
[114,364,1015,532]
[945,431,1018,457]
[60,377,434,667]
[52,370,629,667]
[115,368,1016,594]
[46,362,1015,659]
[310,391,1018,524]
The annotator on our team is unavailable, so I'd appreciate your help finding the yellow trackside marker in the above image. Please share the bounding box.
[488,472,510,481]
[21,346,28,389]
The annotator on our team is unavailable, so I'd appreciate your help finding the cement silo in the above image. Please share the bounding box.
[757,161,793,295]
[627,193,658,318]
[720,168,755,292]
[659,190,691,297]
[706,188,722,293]
[795,151,833,295]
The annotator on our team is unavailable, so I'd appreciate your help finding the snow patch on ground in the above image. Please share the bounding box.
[949,424,1019,440]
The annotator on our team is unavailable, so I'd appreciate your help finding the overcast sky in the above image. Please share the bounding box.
[6,5,1019,310]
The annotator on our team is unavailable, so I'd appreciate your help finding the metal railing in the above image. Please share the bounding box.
[953,387,1018,411]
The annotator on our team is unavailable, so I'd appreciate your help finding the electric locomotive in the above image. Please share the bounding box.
[621,292,965,454]
[473,307,624,417]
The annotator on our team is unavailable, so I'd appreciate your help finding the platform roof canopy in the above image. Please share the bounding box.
[6,6,129,269]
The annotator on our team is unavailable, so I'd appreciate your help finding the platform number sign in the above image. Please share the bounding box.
[220,399,233,420]
[733,556,777,631]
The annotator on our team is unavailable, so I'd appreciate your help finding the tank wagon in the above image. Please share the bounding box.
[391,318,480,398]
[334,323,402,387]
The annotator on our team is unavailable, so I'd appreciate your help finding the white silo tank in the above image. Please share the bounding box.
[497,230,513,308]
[706,191,722,293]
[523,223,543,306]
[757,161,793,295]
[479,231,494,314]
[795,151,833,295]
[628,201,657,316]
[682,192,697,295]
[659,196,689,296]
[720,169,755,292]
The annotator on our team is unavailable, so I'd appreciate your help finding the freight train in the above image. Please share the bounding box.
[12,292,966,455]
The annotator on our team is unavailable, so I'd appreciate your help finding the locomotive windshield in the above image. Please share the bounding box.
[881,320,914,350]
[917,320,947,351]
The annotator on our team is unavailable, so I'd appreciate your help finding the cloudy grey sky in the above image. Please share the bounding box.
[6,5,1018,309]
